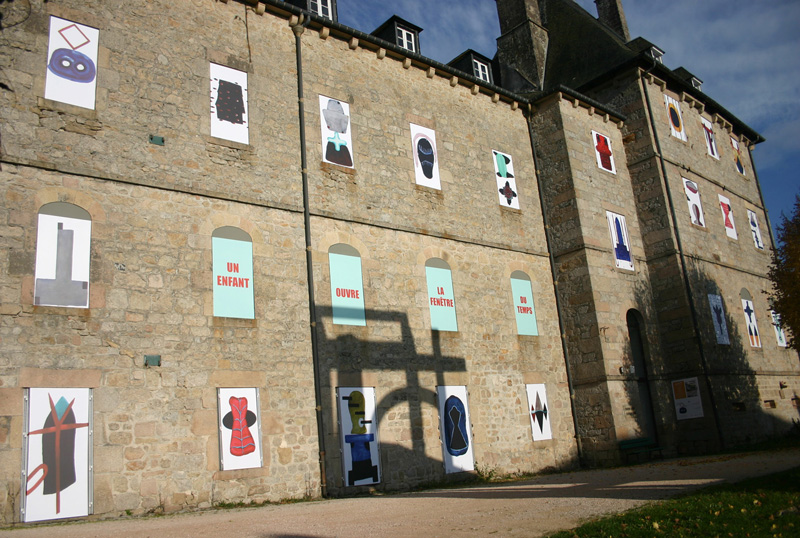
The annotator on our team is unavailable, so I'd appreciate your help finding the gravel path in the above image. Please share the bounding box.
[6,449,800,537]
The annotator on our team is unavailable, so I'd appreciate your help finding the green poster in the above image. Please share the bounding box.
[329,252,366,326]
[426,266,457,331]
[511,277,538,335]
[212,237,255,319]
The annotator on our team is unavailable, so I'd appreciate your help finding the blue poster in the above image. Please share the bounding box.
[212,236,255,319]
[329,252,366,326]
[425,265,457,331]
[511,275,538,336]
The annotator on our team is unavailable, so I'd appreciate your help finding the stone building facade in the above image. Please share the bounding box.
[0,0,796,525]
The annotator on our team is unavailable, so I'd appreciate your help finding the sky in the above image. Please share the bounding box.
[338,0,800,235]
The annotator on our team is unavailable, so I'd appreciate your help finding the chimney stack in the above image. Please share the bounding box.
[495,0,548,91]
[594,0,630,42]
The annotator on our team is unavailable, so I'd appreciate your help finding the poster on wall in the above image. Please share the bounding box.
[730,137,746,175]
[319,95,354,167]
[44,16,99,110]
[425,260,458,331]
[209,63,249,145]
[741,298,761,348]
[592,130,616,174]
[493,150,520,208]
[212,232,255,319]
[672,377,703,420]
[606,211,634,271]
[700,117,719,159]
[664,95,687,141]
[23,388,92,523]
[525,384,552,441]
[218,388,262,471]
[34,212,91,308]
[329,250,366,326]
[338,387,381,487]
[718,194,737,240]
[770,310,788,348]
[410,123,441,190]
[436,385,474,473]
[707,294,730,345]
[682,178,705,227]
[510,272,538,336]
[747,209,764,250]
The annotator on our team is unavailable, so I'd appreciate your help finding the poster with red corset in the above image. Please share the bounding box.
[218,388,262,471]
[592,130,616,174]
[718,194,738,240]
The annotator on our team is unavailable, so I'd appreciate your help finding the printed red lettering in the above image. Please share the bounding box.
[227,262,239,273]
[520,296,527,304]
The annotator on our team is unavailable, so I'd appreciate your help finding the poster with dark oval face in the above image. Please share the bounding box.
[23,388,91,522]
[436,386,474,473]
[45,17,99,110]
[410,123,440,190]
[664,95,687,141]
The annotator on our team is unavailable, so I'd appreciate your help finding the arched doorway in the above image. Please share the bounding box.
[627,310,658,442]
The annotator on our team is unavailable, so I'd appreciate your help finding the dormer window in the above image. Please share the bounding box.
[648,45,664,64]
[473,59,491,83]
[309,0,332,19]
[396,25,416,52]
[690,77,702,91]
[371,16,423,56]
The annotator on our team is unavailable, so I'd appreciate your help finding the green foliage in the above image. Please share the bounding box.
[546,465,800,537]
[768,194,800,351]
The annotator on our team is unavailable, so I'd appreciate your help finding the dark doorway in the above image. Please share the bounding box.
[627,309,658,442]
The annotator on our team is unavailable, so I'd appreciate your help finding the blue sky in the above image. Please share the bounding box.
[338,0,800,234]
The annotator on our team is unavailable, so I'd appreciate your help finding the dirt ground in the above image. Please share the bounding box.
[5,448,800,538]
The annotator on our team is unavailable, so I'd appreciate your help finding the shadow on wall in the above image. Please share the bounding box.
[314,306,579,495]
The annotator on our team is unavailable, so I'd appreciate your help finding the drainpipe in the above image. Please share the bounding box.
[638,66,725,450]
[291,13,328,497]
[526,105,584,466]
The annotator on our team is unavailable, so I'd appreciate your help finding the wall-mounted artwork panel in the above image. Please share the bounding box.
[740,289,761,348]
[410,123,440,190]
[212,227,255,319]
[218,388,262,471]
[45,16,99,110]
[436,385,474,473]
[770,310,787,347]
[707,294,730,345]
[493,150,520,208]
[747,209,764,250]
[23,388,92,523]
[682,178,705,227]
[700,117,719,159]
[718,194,737,240]
[34,203,91,308]
[337,387,380,487]
[664,95,687,141]
[510,271,538,336]
[605,211,634,271]
[592,130,616,174]
[525,384,552,441]
[209,63,249,145]
[731,137,746,175]
[329,244,366,326]
[672,377,703,420]
[425,258,457,331]
[319,95,354,167]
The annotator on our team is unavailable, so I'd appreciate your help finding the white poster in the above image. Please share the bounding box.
[493,150,520,208]
[741,298,762,348]
[707,294,730,345]
[34,213,91,308]
[664,95,687,141]
[731,137,746,175]
[683,178,705,227]
[747,209,764,250]
[718,194,737,240]
[700,117,719,159]
[218,388,262,471]
[436,385,474,473]
[592,130,616,174]
[771,310,787,347]
[319,95,354,167]
[606,211,634,271]
[23,388,92,522]
[338,387,380,486]
[672,377,703,420]
[209,63,249,145]
[525,384,552,441]
[45,17,99,110]
[410,123,441,190]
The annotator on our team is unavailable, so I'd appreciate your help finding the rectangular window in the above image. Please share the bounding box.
[396,26,415,52]
[472,59,490,83]
[309,0,331,19]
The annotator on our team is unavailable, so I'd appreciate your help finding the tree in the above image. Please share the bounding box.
[768,194,800,351]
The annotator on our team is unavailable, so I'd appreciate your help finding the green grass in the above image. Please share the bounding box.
[547,465,800,538]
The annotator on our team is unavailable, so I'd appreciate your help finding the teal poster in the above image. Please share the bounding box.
[212,236,255,319]
[511,275,538,336]
[329,252,366,326]
[426,265,457,331]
